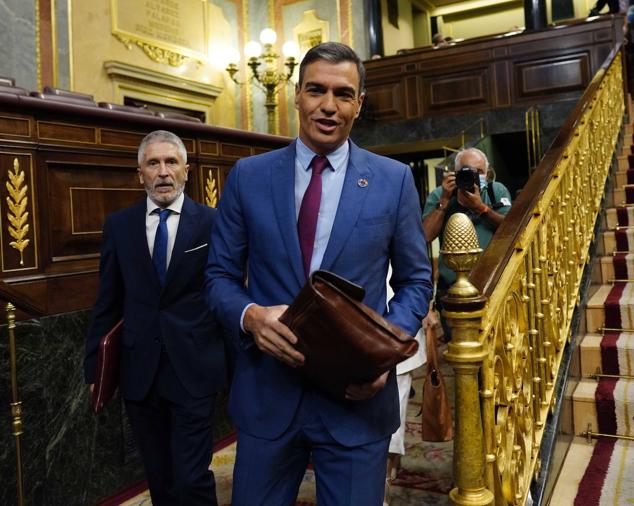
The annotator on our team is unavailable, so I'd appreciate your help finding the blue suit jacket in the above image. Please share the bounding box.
[85,195,227,401]
[206,140,432,446]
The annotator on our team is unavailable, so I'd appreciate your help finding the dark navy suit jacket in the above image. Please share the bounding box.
[205,140,433,447]
[85,195,227,401]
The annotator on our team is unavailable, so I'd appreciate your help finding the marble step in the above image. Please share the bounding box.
[572,378,634,436]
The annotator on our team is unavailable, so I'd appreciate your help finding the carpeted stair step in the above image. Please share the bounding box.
[572,378,634,437]
[611,186,634,207]
[597,254,634,283]
[550,437,634,506]
[600,229,634,255]
[605,205,634,229]
[585,282,634,333]
[580,332,634,377]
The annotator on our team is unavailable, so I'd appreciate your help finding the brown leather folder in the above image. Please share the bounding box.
[279,270,419,399]
[91,319,123,414]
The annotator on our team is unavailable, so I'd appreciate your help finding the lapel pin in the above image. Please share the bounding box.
[357,178,368,188]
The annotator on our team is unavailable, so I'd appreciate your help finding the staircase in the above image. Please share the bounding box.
[551,122,634,505]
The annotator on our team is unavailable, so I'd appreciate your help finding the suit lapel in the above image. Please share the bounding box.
[271,142,305,288]
[320,142,372,271]
[130,199,162,291]
[164,195,197,290]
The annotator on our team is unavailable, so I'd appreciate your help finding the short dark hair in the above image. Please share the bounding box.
[298,42,366,95]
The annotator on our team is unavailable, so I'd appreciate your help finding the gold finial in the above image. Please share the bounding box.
[441,212,482,298]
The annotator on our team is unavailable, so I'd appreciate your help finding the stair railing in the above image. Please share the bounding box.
[0,281,44,506]
[442,46,626,505]
[525,106,542,175]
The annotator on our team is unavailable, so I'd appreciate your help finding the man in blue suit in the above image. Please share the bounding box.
[206,42,432,505]
[85,130,227,505]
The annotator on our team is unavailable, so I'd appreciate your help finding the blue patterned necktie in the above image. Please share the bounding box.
[152,208,171,286]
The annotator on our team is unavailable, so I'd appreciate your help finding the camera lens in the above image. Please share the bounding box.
[455,166,479,191]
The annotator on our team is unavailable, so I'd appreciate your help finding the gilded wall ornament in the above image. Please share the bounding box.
[6,158,31,266]
[205,169,218,208]
[114,33,190,67]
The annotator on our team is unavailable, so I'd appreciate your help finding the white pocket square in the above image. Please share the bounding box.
[184,243,208,253]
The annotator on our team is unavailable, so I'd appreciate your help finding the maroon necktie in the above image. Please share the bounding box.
[297,155,329,278]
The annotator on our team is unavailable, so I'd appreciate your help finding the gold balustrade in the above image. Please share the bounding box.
[443,47,625,505]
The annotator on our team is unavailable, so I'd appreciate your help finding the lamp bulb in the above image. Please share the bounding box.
[259,28,277,45]
[282,40,299,59]
[244,40,262,58]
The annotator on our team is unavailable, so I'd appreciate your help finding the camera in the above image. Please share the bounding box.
[454,166,479,192]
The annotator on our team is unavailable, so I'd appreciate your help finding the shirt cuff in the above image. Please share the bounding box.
[240,302,255,333]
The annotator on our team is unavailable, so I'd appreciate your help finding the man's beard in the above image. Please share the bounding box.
[146,180,186,207]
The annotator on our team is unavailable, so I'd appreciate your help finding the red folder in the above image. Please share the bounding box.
[91,319,123,414]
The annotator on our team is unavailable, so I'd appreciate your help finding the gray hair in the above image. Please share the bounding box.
[454,147,489,170]
[298,42,366,95]
[137,130,187,165]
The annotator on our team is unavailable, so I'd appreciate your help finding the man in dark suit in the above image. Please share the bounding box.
[206,43,433,505]
[85,130,226,505]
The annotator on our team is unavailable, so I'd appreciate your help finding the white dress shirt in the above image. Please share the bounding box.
[145,192,184,268]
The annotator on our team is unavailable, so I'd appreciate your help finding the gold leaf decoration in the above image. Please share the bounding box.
[136,42,189,67]
[113,33,189,67]
[6,158,30,266]
[205,170,218,208]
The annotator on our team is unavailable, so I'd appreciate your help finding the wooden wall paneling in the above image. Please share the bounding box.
[423,68,490,113]
[37,121,98,144]
[363,15,622,120]
[364,79,406,121]
[100,128,146,150]
[405,76,420,119]
[220,142,251,159]
[44,157,142,265]
[493,61,511,107]
[0,114,33,139]
[514,53,590,101]
[0,93,287,315]
[199,140,219,156]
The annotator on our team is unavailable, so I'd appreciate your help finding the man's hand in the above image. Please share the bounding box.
[457,185,484,211]
[440,171,456,202]
[89,384,94,394]
[243,304,305,367]
[345,371,389,401]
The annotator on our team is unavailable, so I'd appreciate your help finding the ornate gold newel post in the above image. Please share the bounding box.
[441,213,493,506]
[6,301,25,506]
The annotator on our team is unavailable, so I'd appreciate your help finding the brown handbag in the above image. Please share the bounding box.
[421,324,454,442]
[279,270,419,399]
[91,319,123,414]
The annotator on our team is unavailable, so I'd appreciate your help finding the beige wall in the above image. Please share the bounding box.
[381,0,415,55]
[71,0,237,128]
[432,0,523,40]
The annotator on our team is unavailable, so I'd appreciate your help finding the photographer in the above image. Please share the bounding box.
[422,148,511,334]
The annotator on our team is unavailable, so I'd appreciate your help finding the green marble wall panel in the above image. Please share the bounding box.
[0,0,37,90]
[55,0,71,90]
[0,310,234,504]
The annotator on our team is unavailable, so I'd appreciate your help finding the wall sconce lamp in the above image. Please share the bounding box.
[226,28,300,135]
